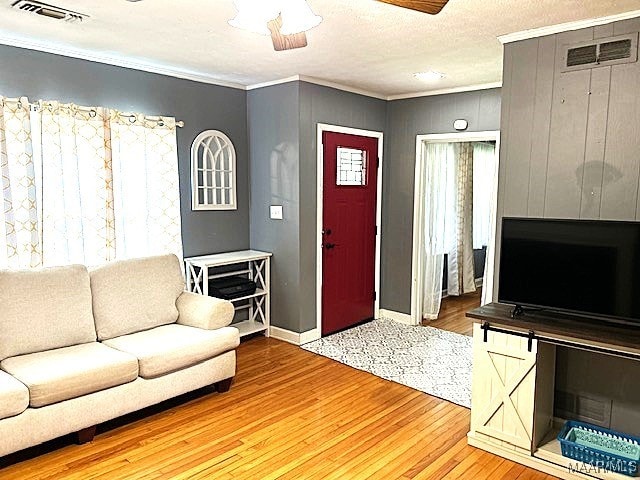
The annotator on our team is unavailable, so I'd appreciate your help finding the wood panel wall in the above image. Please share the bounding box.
[499,17,640,221]
[494,17,640,298]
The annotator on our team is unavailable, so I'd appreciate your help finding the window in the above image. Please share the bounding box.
[191,130,237,210]
[336,147,367,186]
[0,96,183,268]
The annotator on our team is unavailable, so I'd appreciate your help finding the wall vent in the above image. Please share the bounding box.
[11,1,87,23]
[555,389,612,428]
[562,33,638,72]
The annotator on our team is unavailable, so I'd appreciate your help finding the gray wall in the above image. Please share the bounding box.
[248,81,386,333]
[248,82,301,332]
[497,18,640,433]
[298,82,387,332]
[0,44,249,257]
[383,88,502,314]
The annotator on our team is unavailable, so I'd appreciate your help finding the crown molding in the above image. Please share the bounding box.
[245,76,301,90]
[0,33,246,90]
[246,75,388,100]
[0,33,501,100]
[297,75,388,100]
[247,76,501,100]
[386,82,502,101]
[499,9,640,44]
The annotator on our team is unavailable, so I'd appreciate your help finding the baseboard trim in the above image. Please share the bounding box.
[379,309,416,326]
[269,326,320,345]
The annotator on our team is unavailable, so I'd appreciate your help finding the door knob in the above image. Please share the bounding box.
[324,243,336,250]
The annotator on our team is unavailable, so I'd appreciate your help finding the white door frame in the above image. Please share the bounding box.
[312,123,384,341]
[410,130,500,325]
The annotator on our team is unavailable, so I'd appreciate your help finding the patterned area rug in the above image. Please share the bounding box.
[301,319,473,408]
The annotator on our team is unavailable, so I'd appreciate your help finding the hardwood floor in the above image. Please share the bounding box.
[425,289,482,336]
[0,337,554,479]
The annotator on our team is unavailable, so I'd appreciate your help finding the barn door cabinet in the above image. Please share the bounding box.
[467,303,640,480]
[469,323,556,454]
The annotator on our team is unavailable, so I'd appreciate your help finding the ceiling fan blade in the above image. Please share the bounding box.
[376,0,449,15]
[268,16,308,51]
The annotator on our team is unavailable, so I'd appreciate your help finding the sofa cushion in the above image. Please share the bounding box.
[1,343,139,407]
[103,324,239,378]
[0,371,29,420]
[0,264,96,360]
[90,254,186,341]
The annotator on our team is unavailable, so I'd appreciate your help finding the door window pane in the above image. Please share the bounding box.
[337,147,367,186]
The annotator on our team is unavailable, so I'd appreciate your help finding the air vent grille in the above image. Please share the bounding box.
[599,39,633,62]
[11,0,87,23]
[562,33,638,72]
[554,389,612,428]
[567,45,598,67]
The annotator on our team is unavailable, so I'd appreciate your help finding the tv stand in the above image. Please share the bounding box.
[466,303,640,480]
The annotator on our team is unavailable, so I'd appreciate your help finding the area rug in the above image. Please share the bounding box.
[301,319,473,408]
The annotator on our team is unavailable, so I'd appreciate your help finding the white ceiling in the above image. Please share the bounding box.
[1,0,640,97]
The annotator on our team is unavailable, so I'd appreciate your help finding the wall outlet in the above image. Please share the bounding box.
[270,205,283,220]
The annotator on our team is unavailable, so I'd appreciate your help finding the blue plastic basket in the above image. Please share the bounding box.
[558,421,640,477]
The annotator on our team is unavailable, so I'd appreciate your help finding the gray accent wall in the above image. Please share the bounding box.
[248,81,386,333]
[298,82,387,332]
[0,44,249,257]
[248,82,301,332]
[383,88,502,314]
[497,18,640,433]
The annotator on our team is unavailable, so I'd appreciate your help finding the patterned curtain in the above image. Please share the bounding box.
[0,97,41,268]
[0,95,183,268]
[110,113,183,261]
[36,101,115,266]
[447,142,476,296]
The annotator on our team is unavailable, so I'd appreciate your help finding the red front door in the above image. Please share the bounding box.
[321,131,379,336]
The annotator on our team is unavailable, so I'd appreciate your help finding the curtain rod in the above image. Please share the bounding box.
[19,100,185,128]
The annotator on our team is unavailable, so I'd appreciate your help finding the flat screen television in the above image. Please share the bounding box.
[499,217,640,327]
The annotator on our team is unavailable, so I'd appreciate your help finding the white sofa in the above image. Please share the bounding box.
[0,254,239,457]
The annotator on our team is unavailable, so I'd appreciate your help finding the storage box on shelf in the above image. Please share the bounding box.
[184,250,272,338]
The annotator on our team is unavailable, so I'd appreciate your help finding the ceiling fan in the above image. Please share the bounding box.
[228,0,450,52]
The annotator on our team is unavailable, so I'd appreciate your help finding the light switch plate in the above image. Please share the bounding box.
[270,205,283,220]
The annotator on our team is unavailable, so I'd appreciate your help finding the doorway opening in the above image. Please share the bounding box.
[411,131,500,335]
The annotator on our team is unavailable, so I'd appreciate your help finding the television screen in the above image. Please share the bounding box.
[499,218,640,325]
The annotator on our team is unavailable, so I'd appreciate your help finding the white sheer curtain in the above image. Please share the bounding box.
[479,142,499,305]
[472,142,497,250]
[0,95,183,269]
[421,142,456,320]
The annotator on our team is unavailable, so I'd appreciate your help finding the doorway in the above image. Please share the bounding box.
[410,131,500,331]
[316,125,383,337]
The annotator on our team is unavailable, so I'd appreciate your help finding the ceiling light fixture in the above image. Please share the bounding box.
[228,0,280,35]
[279,0,322,35]
[229,0,322,36]
[414,71,446,82]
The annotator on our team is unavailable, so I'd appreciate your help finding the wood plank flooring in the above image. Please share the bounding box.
[0,337,555,479]
[425,290,482,336]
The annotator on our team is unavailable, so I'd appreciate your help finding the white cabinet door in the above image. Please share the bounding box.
[470,323,538,451]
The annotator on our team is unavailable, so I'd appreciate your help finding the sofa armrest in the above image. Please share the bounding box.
[176,292,235,330]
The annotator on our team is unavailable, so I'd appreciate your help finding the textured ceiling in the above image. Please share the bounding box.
[1,0,640,96]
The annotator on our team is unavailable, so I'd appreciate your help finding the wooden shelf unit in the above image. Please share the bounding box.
[184,250,272,338]
[467,303,640,480]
